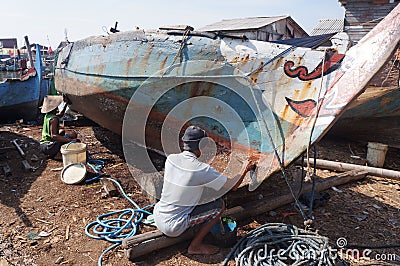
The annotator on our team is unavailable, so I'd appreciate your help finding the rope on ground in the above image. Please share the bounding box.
[85,159,105,183]
[222,223,338,266]
[83,160,153,266]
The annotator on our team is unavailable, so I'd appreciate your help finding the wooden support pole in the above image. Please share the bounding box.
[304,158,400,180]
[225,169,368,221]
[124,169,367,260]
[24,36,34,69]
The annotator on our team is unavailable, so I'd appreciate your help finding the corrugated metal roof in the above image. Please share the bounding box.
[310,19,344,36]
[272,33,335,48]
[198,16,289,31]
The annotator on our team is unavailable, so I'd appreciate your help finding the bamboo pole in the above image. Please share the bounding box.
[124,169,368,260]
[304,158,400,180]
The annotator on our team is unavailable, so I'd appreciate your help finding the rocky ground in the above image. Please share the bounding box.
[0,119,399,266]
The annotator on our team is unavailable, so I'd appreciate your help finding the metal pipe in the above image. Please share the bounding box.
[12,139,25,158]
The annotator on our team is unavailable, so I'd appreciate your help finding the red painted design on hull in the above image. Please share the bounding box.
[285,97,317,117]
[284,53,345,81]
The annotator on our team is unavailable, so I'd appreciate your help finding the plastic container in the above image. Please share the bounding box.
[60,142,87,168]
[210,217,237,248]
[367,142,388,167]
[61,162,87,184]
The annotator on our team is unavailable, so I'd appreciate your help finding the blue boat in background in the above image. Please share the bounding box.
[0,45,50,121]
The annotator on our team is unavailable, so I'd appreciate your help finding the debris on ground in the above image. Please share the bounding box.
[0,121,399,265]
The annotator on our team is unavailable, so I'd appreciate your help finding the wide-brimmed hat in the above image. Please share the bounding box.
[40,95,63,113]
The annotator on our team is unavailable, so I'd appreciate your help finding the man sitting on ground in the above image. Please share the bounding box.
[39,95,78,158]
[153,125,254,255]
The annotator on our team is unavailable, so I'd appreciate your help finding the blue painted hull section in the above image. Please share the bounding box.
[0,77,50,120]
[0,45,49,120]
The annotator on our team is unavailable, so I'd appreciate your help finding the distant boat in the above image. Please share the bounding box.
[317,2,400,147]
[329,85,400,147]
[0,45,50,121]
[54,5,400,190]
[330,39,400,145]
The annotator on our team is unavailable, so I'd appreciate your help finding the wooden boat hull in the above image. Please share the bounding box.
[330,86,400,146]
[0,45,49,121]
[0,79,49,120]
[331,14,400,146]
[55,4,400,191]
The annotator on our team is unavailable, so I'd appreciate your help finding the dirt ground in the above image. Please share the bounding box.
[0,119,399,266]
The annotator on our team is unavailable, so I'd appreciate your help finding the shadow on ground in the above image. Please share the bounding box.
[0,131,47,227]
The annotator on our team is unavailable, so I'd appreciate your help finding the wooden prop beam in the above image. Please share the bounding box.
[304,158,400,180]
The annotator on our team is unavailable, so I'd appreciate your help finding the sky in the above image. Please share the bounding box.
[2,0,345,49]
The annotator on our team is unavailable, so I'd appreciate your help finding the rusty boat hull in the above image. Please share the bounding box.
[54,5,400,190]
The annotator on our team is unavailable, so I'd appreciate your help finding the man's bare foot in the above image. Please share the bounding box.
[188,243,220,255]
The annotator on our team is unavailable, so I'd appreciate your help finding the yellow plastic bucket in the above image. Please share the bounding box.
[366,142,388,167]
[60,142,87,168]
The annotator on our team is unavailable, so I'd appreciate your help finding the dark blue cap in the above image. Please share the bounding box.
[182,126,207,151]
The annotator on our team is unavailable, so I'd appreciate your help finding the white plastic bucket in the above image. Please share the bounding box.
[60,142,87,168]
[366,142,388,167]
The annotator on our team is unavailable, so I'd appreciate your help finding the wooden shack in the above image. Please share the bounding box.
[340,0,399,42]
[0,38,18,57]
[329,0,400,147]
[338,0,399,88]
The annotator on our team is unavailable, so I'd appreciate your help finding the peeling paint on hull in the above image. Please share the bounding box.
[54,5,400,190]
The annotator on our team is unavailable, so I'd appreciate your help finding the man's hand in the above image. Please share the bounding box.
[230,159,257,191]
[241,159,256,174]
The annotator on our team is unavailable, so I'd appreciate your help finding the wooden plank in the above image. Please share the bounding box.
[100,178,119,197]
[124,228,197,260]
[122,229,164,248]
[123,170,367,259]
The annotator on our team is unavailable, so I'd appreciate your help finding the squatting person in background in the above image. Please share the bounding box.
[153,125,255,255]
[39,95,78,158]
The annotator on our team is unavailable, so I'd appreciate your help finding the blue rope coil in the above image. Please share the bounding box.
[84,165,154,266]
